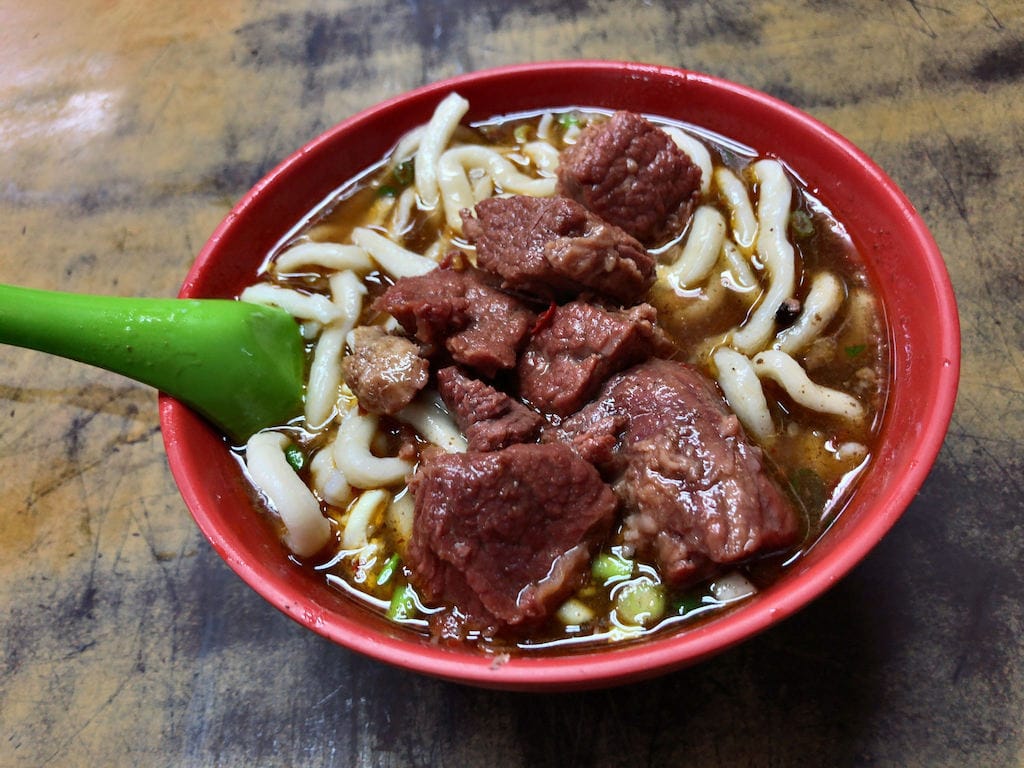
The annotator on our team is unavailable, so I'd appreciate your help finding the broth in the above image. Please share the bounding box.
[236,102,888,651]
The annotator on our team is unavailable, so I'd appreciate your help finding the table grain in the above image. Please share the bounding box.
[2,2,1022,766]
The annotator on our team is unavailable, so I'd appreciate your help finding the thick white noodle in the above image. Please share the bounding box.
[310,445,353,508]
[774,271,844,355]
[305,326,345,429]
[245,431,331,557]
[752,349,865,420]
[388,186,419,239]
[238,284,341,324]
[384,490,415,550]
[395,393,468,453]
[299,320,322,340]
[670,269,731,327]
[305,270,366,428]
[341,488,390,550]
[729,160,796,354]
[662,126,712,195]
[713,347,774,442]
[658,205,726,290]
[522,141,560,174]
[435,148,477,231]
[422,239,446,264]
[389,125,425,169]
[710,572,758,601]
[273,242,373,274]
[351,227,437,278]
[414,92,470,208]
[438,145,557,232]
[714,167,758,251]
[333,408,414,488]
[535,112,554,141]
[721,238,758,294]
[472,173,494,203]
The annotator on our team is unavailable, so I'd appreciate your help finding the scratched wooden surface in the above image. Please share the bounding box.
[1,2,1021,766]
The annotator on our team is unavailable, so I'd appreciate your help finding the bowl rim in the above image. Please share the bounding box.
[162,59,960,690]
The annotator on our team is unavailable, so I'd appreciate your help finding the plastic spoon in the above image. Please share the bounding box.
[0,284,305,444]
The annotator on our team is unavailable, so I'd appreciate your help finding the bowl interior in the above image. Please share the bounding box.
[162,61,959,690]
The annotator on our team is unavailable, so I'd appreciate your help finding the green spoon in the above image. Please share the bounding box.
[0,284,305,444]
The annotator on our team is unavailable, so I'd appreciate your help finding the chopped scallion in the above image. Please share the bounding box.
[284,444,305,473]
[557,112,581,129]
[387,582,419,621]
[376,553,401,587]
[789,209,814,238]
[393,159,414,186]
[592,551,634,582]
[614,577,666,627]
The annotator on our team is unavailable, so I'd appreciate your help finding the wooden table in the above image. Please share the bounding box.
[2,2,1021,766]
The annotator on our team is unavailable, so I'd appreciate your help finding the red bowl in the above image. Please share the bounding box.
[161,61,960,690]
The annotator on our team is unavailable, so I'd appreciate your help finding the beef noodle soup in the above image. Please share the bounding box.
[235,94,888,651]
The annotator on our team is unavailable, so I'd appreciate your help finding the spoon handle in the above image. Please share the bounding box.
[0,284,305,442]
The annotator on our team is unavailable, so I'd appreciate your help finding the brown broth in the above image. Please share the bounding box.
[243,107,889,652]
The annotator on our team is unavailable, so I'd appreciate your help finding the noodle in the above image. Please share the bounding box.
[273,241,373,275]
[414,92,470,208]
[662,125,712,195]
[383,490,415,550]
[714,166,758,252]
[774,271,844,355]
[721,238,758,293]
[351,227,438,278]
[333,407,415,488]
[751,349,865,420]
[658,205,726,290]
[238,283,342,324]
[394,393,468,453]
[438,145,557,232]
[522,141,560,174]
[729,159,796,354]
[387,187,419,239]
[304,270,366,428]
[341,488,390,550]
[310,445,353,508]
[713,347,774,442]
[245,431,332,557]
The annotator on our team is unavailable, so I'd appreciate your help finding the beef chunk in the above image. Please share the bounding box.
[557,111,702,245]
[407,442,617,630]
[518,301,671,417]
[557,359,802,588]
[436,366,545,452]
[374,265,535,377]
[341,326,429,415]
[461,195,655,305]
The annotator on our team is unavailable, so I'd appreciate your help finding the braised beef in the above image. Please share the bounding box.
[556,359,802,588]
[557,111,702,246]
[340,326,429,415]
[407,442,617,631]
[518,301,672,417]
[461,195,655,305]
[374,265,535,377]
[436,366,545,451]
